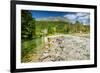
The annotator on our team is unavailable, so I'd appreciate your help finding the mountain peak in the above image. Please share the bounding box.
[36,16,68,22]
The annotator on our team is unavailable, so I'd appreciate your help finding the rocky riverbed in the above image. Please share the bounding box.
[29,34,90,62]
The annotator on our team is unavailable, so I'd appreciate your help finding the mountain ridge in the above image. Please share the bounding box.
[36,16,69,22]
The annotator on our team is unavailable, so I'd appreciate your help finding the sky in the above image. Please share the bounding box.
[31,10,90,25]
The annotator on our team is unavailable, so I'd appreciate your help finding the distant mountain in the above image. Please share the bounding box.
[36,16,89,25]
[36,16,69,22]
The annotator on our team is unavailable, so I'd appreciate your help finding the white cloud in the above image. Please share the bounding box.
[77,13,90,20]
[63,12,90,25]
[76,13,87,17]
[64,14,77,23]
[64,14,77,20]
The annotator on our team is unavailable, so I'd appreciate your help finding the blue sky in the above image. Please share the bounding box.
[31,10,90,25]
[31,10,71,18]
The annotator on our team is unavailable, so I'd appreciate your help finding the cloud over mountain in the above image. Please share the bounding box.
[64,13,90,25]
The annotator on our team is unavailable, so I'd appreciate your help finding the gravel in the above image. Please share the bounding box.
[33,34,90,62]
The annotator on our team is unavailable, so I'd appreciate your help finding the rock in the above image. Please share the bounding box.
[36,34,90,62]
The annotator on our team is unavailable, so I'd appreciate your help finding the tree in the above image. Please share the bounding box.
[21,10,35,40]
[75,21,81,32]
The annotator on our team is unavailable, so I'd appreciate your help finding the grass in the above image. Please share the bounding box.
[21,39,36,62]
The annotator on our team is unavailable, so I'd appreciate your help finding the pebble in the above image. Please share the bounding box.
[38,34,90,62]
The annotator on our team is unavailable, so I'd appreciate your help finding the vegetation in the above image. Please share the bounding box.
[35,21,90,36]
[21,10,35,40]
[21,10,90,62]
[21,10,36,62]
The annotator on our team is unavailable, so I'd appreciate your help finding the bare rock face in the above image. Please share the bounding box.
[36,34,90,62]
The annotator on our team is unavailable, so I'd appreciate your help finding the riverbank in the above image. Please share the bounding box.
[21,33,89,63]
